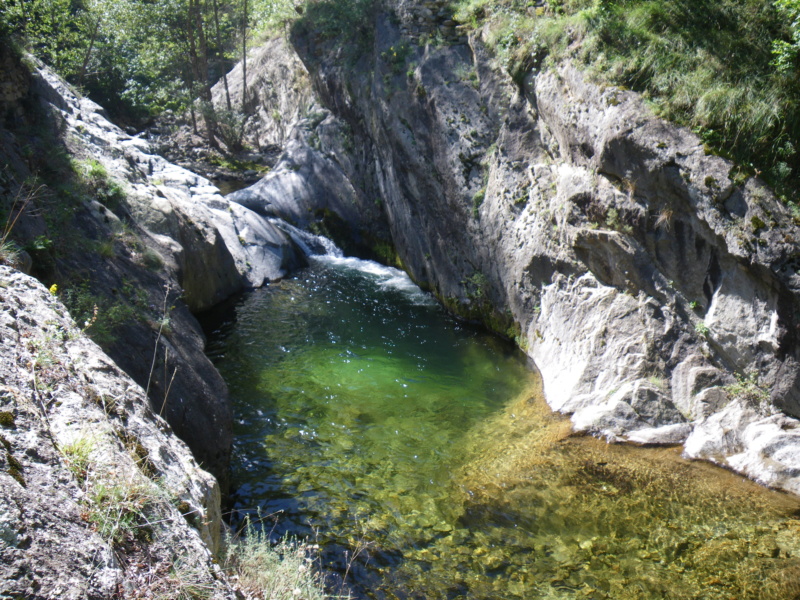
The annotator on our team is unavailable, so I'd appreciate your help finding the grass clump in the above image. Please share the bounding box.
[88,479,156,543]
[61,436,96,485]
[223,522,330,600]
[449,0,800,201]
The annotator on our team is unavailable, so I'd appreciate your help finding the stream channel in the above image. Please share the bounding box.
[203,252,800,600]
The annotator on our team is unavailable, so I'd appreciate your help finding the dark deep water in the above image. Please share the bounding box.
[204,255,800,600]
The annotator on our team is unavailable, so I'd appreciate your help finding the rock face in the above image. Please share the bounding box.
[211,37,317,151]
[0,49,303,492]
[226,4,800,495]
[0,266,234,599]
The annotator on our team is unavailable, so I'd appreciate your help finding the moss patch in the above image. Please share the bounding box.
[0,411,16,429]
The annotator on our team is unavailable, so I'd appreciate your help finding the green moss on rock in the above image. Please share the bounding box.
[0,411,16,429]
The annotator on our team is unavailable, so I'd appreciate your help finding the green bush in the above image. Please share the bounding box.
[61,283,137,347]
[292,0,376,59]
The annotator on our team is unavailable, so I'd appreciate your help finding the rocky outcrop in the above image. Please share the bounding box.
[0,266,234,599]
[0,50,303,492]
[227,5,800,495]
[211,36,317,151]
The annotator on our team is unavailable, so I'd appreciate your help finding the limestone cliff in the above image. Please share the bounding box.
[228,3,800,495]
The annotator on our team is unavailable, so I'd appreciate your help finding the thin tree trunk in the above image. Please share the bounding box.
[18,0,30,25]
[211,0,232,111]
[187,0,218,148]
[196,0,219,148]
[78,16,101,88]
[241,0,247,113]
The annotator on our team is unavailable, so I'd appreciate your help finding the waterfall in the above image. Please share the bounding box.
[270,218,344,258]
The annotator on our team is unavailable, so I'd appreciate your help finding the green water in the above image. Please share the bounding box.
[205,256,800,600]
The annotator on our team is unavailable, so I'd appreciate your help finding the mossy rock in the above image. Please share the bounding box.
[0,411,15,429]
[751,215,767,232]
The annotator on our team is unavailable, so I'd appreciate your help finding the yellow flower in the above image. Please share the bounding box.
[49,284,58,295]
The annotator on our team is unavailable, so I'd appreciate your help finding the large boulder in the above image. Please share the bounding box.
[0,266,235,599]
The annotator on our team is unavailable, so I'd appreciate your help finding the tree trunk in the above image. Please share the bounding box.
[211,0,232,112]
[187,0,218,148]
[77,16,101,89]
[241,0,247,113]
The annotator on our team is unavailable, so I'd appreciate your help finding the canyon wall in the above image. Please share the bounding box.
[228,3,800,495]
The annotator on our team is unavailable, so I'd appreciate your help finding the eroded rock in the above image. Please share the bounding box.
[222,9,800,495]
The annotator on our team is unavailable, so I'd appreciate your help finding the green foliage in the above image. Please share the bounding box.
[2,0,95,78]
[292,0,376,59]
[211,107,249,152]
[772,0,800,73]
[251,0,303,39]
[724,372,771,411]
[61,282,137,347]
[75,158,126,209]
[464,271,489,299]
[381,42,413,75]
[694,321,710,337]
[472,187,485,218]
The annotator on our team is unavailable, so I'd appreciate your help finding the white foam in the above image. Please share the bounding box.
[313,255,436,305]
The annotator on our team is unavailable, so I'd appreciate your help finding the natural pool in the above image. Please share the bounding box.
[204,255,800,600]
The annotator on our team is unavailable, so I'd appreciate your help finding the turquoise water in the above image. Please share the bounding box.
[205,256,800,600]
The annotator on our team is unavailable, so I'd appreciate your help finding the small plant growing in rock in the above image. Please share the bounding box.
[0,411,16,429]
[472,188,486,219]
[464,271,489,299]
[724,372,771,412]
[654,208,673,231]
[88,479,152,543]
[694,322,710,337]
[222,517,330,600]
[140,248,164,271]
[606,207,620,229]
[1,182,41,268]
[60,436,96,485]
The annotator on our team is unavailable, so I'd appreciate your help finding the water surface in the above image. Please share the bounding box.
[205,256,800,600]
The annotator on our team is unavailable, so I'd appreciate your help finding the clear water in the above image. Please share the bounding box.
[204,256,800,600]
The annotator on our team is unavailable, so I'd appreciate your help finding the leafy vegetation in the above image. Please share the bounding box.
[2,0,250,125]
[724,371,772,412]
[448,0,800,201]
[291,0,376,60]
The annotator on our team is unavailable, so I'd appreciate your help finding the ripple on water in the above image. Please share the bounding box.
[203,258,800,600]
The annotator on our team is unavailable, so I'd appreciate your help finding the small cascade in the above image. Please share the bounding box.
[270,218,344,257]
